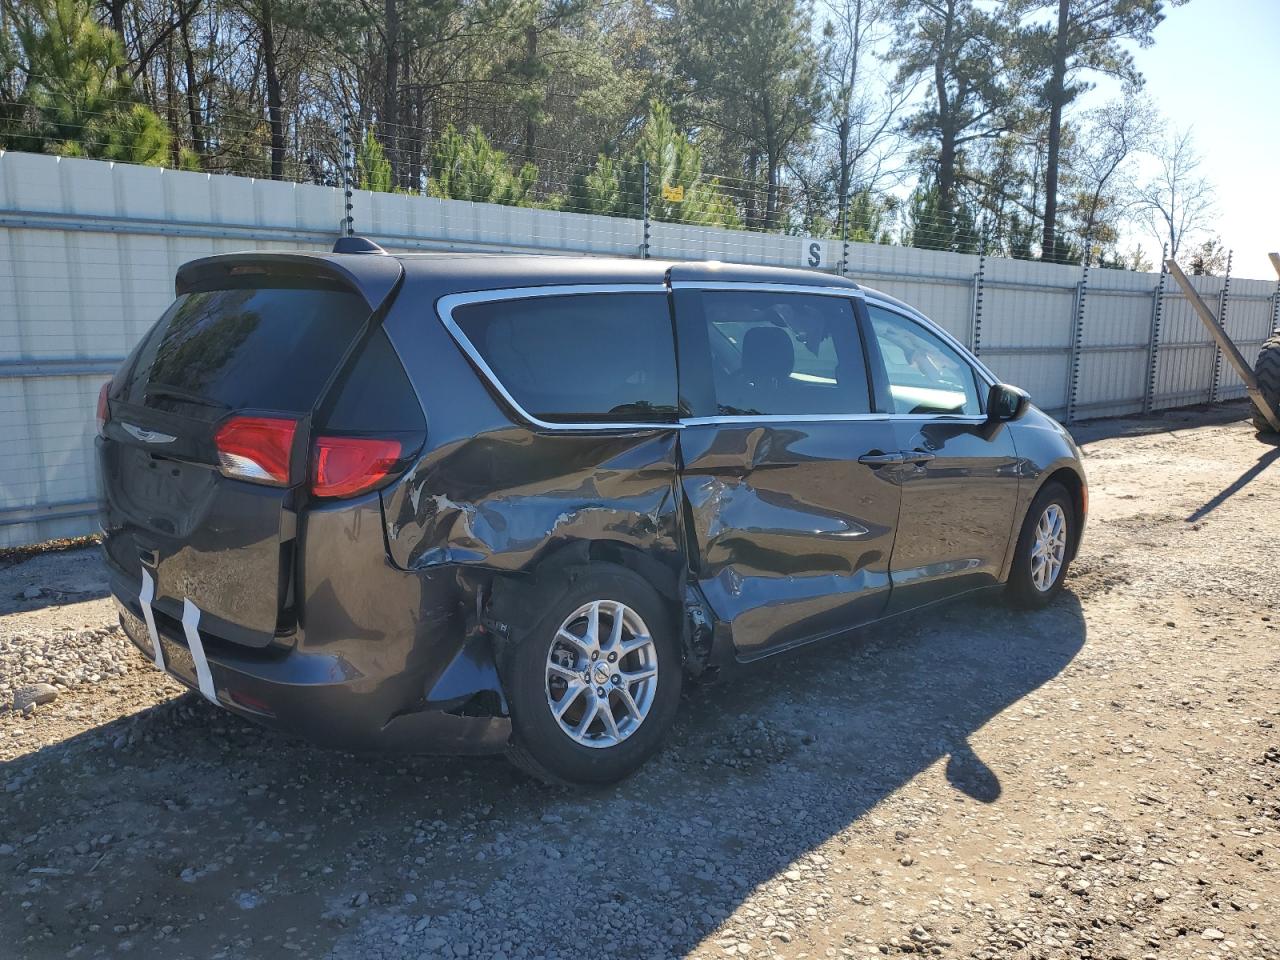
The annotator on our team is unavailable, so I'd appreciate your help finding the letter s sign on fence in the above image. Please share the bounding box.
[804,240,825,268]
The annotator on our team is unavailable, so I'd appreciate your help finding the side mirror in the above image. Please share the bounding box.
[987,383,1030,422]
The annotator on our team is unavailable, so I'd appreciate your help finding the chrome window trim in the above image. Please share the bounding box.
[680,413,890,426]
[671,280,865,299]
[437,284,681,433]
[679,413,987,427]
[434,281,994,434]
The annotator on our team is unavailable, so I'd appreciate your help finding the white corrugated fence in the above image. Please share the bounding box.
[2,150,1277,547]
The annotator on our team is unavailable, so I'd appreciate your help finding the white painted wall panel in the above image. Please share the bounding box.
[1,151,1269,546]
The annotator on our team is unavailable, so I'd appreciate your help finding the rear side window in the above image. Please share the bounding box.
[122,285,370,414]
[698,292,870,416]
[450,292,679,423]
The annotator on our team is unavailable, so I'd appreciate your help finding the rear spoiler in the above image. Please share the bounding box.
[176,252,404,313]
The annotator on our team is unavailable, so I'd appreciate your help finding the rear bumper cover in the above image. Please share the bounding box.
[108,561,511,756]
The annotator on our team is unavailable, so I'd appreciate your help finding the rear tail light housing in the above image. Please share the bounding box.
[310,436,403,499]
[213,416,297,486]
[96,382,110,436]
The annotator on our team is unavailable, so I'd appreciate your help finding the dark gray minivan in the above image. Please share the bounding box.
[96,244,1086,784]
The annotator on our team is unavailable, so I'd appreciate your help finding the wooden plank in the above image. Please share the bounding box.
[1165,259,1280,432]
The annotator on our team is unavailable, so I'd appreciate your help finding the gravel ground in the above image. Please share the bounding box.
[1,402,1277,960]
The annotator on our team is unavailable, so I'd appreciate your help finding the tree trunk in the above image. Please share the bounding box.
[109,0,126,40]
[164,25,181,168]
[383,0,401,186]
[523,24,538,162]
[765,156,779,230]
[260,0,285,180]
[1041,0,1070,262]
[933,0,956,228]
[180,13,205,159]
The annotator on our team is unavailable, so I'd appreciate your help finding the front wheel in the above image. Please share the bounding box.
[1006,483,1075,609]
[503,565,682,785]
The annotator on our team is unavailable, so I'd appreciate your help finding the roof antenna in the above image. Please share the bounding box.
[332,236,386,255]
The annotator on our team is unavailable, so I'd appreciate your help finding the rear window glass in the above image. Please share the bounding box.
[451,292,679,423]
[123,286,369,413]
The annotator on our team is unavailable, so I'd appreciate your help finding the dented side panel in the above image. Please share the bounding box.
[382,428,683,577]
[679,420,903,660]
[378,273,685,586]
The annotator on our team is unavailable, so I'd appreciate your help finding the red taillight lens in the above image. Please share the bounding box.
[96,382,110,436]
[213,416,297,486]
[311,436,402,498]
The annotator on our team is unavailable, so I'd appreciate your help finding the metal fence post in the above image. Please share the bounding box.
[341,114,354,237]
[1066,256,1090,423]
[640,160,650,259]
[1144,248,1168,414]
[1210,249,1232,403]
[970,246,986,356]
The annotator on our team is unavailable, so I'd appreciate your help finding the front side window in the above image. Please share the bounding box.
[699,292,870,416]
[865,305,982,416]
[451,292,679,424]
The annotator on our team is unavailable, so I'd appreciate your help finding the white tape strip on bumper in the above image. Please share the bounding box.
[137,569,218,705]
[182,599,218,704]
[139,568,164,671]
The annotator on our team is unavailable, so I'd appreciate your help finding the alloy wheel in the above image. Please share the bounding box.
[1030,503,1067,592]
[545,600,658,749]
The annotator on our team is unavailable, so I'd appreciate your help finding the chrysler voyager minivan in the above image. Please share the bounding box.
[96,242,1086,784]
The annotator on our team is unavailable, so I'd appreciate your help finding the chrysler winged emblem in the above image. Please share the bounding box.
[121,422,177,444]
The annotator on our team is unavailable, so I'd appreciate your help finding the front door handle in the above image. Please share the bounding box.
[902,451,936,465]
[858,451,907,466]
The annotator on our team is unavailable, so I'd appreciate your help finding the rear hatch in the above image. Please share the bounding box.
[97,253,411,648]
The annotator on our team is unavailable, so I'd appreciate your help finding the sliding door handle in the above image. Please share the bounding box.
[858,451,907,466]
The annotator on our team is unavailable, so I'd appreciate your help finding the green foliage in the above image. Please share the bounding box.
[427,126,538,207]
[669,0,820,227]
[4,0,175,166]
[358,126,393,193]
[845,188,895,245]
[904,183,981,254]
[569,102,742,228]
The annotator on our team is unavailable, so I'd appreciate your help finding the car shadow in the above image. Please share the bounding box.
[0,589,1085,958]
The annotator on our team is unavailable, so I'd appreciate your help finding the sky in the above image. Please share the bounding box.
[1085,0,1280,280]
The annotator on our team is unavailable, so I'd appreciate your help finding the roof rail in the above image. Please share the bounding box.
[332,236,387,255]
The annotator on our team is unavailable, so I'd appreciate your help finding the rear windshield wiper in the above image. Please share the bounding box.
[145,384,229,409]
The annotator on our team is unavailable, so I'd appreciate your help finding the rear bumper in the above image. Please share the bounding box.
[109,563,511,757]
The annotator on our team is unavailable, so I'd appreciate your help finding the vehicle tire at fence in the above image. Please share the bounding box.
[1006,483,1075,610]
[503,564,682,786]
[1252,333,1280,434]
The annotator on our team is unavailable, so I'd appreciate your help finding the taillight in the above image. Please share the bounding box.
[214,416,297,485]
[96,382,110,436]
[310,436,402,498]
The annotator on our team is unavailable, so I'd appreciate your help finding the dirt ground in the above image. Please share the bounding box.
[1,402,1277,960]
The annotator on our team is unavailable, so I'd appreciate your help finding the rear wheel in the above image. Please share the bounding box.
[1006,483,1074,609]
[503,566,682,785]
[1252,332,1280,433]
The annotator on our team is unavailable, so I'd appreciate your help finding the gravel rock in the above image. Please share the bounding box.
[0,407,1278,960]
[12,683,58,711]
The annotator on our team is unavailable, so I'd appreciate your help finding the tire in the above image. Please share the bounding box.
[1252,332,1280,433]
[502,564,682,786]
[1005,482,1075,610]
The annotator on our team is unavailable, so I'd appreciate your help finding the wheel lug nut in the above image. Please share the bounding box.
[611,675,621,686]
[591,651,598,660]
[607,652,616,662]
[596,686,605,697]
